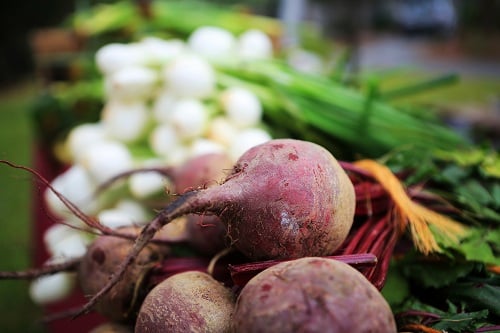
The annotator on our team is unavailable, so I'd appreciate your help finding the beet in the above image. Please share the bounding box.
[173,152,233,194]
[163,139,356,260]
[184,214,228,255]
[78,227,169,322]
[81,139,356,315]
[173,152,232,255]
[231,257,397,333]
[135,271,235,333]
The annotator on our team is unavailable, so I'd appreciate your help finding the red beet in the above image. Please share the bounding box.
[135,271,235,333]
[78,227,169,322]
[173,152,233,194]
[172,152,233,255]
[231,257,397,333]
[81,139,356,315]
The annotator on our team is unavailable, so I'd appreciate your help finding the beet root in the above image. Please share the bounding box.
[173,152,233,194]
[215,139,355,259]
[80,139,355,316]
[185,214,228,255]
[231,257,397,333]
[78,227,169,322]
[135,271,235,333]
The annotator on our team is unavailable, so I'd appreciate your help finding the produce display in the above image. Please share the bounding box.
[1,1,499,332]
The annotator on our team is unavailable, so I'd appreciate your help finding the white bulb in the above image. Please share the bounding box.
[149,124,180,157]
[140,37,185,66]
[238,29,273,59]
[229,128,272,161]
[129,171,170,199]
[43,224,77,254]
[189,138,225,158]
[98,205,147,229]
[29,272,76,305]
[152,91,177,124]
[165,145,190,166]
[105,66,158,101]
[116,200,150,221]
[101,100,150,143]
[49,232,90,259]
[220,87,263,128]
[95,43,147,75]
[188,26,236,59]
[169,99,208,139]
[163,54,216,98]
[66,123,108,163]
[80,141,134,184]
[44,165,98,218]
[206,116,239,146]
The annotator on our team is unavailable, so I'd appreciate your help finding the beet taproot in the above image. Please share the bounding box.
[231,257,397,333]
[135,271,235,333]
[81,139,356,315]
[78,227,169,322]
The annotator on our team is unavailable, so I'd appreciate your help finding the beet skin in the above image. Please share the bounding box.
[135,271,235,333]
[231,257,397,333]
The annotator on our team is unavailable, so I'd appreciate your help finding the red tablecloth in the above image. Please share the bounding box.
[32,144,106,332]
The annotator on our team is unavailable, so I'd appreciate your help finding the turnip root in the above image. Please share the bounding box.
[78,227,169,322]
[231,257,397,333]
[135,271,235,333]
[80,139,355,315]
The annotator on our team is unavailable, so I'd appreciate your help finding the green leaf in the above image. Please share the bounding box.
[436,164,470,186]
[381,262,410,307]
[492,183,500,207]
[432,308,489,332]
[434,148,486,166]
[401,259,477,288]
[395,297,493,332]
[481,152,500,179]
[459,229,500,265]
[457,180,494,206]
[445,275,500,317]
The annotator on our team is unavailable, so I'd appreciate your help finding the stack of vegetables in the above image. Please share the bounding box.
[1,1,499,332]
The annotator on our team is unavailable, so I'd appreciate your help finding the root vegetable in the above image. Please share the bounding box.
[135,271,235,333]
[81,139,355,316]
[231,257,397,333]
[172,152,233,194]
[78,228,169,322]
[172,152,233,255]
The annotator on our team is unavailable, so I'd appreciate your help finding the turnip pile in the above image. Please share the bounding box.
[231,257,397,333]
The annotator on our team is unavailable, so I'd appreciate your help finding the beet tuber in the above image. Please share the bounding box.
[135,271,235,333]
[81,139,355,315]
[78,227,169,322]
[231,257,397,333]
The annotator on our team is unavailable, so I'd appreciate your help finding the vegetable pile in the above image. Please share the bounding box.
[2,2,500,332]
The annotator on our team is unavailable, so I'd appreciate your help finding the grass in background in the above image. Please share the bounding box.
[0,81,47,333]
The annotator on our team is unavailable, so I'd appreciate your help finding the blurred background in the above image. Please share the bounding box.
[0,1,499,332]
